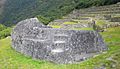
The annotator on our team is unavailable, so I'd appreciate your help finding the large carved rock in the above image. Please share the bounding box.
[11,18,107,64]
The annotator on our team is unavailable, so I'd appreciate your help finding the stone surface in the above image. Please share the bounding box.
[111,17,120,22]
[11,18,107,64]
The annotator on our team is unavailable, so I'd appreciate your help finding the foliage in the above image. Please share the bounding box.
[0,24,12,39]
[37,15,51,25]
[0,0,120,26]
[0,24,6,31]
[75,0,120,9]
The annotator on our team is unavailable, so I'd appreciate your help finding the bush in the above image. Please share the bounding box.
[0,24,6,31]
[37,15,51,25]
[0,24,12,39]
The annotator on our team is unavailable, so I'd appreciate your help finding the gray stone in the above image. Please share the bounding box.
[104,15,111,20]
[11,18,107,64]
[111,17,120,22]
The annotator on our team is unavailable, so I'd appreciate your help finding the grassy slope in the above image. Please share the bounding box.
[0,27,120,69]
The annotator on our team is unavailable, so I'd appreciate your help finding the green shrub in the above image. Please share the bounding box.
[0,24,12,39]
[37,15,51,25]
[0,24,6,31]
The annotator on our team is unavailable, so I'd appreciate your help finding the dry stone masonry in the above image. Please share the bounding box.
[11,18,107,64]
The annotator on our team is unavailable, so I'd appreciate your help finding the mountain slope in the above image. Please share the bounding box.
[0,0,120,26]
[0,0,6,16]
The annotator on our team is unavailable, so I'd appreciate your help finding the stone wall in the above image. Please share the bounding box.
[11,18,107,64]
[111,17,120,22]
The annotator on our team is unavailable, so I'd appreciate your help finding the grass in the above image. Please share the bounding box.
[73,27,94,30]
[96,20,107,26]
[71,19,90,24]
[63,22,77,25]
[49,25,61,28]
[0,27,120,69]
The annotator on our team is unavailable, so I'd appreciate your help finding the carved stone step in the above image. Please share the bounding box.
[51,48,64,54]
[22,38,47,42]
[54,35,69,42]
[54,34,68,37]
[54,41,66,44]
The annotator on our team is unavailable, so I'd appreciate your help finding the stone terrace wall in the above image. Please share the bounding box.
[11,18,107,64]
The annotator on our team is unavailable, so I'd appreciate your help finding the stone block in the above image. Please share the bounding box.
[11,18,107,64]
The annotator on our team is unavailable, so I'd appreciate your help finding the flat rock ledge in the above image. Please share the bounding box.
[11,18,107,64]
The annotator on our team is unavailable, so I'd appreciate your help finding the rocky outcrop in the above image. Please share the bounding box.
[11,18,107,64]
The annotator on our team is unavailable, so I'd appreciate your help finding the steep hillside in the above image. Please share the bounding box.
[0,0,120,26]
[48,2,120,31]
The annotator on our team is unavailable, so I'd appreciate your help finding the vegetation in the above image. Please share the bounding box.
[0,24,12,39]
[0,0,120,26]
[0,27,120,69]
[0,0,120,68]
[0,24,6,31]
[73,28,94,30]
[96,20,107,26]
[63,22,77,25]
[49,25,62,28]
[37,15,51,25]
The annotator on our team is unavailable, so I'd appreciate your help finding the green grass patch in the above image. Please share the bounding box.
[71,19,90,24]
[63,22,77,25]
[49,25,61,28]
[96,20,107,26]
[73,28,94,30]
